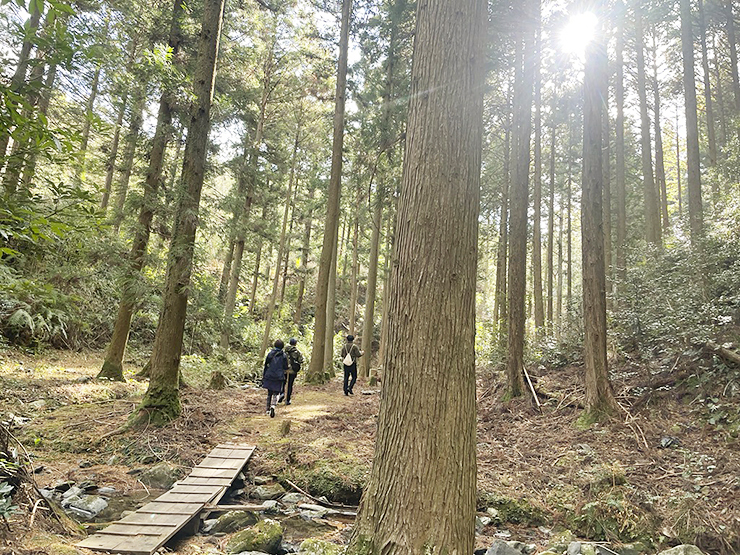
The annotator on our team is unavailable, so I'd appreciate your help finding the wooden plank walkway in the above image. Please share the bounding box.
[77,443,255,555]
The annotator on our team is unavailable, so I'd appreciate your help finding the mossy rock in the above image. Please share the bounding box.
[476,492,548,526]
[226,519,283,554]
[547,530,577,553]
[283,462,367,505]
[211,510,258,533]
[298,538,345,555]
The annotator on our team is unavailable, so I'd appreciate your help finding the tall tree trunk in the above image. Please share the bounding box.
[532,11,545,332]
[221,44,275,348]
[614,1,627,299]
[360,190,383,379]
[76,65,102,182]
[493,117,510,344]
[675,107,683,216]
[112,90,146,232]
[547,116,556,329]
[377,211,394,366]
[0,5,41,168]
[635,3,661,247]
[261,125,300,355]
[602,65,612,302]
[556,211,564,332]
[220,143,255,348]
[566,153,572,312]
[101,95,128,210]
[615,0,627,295]
[725,0,740,112]
[250,239,264,315]
[324,232,339,376]
[136,0,226,425]
[681,0,704,245]
[582,9,619,417]
[20,60,58,188]
[306,0,352,383]
[294,187,314,324]
[99,0,184,381]
[506,0,536,400]
[698,0,718,167]
[713,34,729,148]
[348,191,360,335]
[651,32,670,230]
[347,0,486,549]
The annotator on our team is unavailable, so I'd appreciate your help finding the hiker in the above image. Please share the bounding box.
[341,334,363,396]
[280,337,304,405]
[262,339,288,417]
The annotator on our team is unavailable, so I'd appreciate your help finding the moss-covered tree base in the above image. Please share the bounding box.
[97,360,125,382]
[130,385,182,427]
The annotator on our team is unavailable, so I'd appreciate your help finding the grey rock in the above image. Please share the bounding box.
[64,495,109,520]
[485,539,523,555]
[254,476,274,485]
[297,539,344,555]
[281,493,309,506]
[28,400,47,410]
[581,545,597,555]
[476,515,492,532]
[97,486,116,496]
[62,486,84,502]
[38,488,54,499]
[202,518,219,533]
[508,541,536,555]
[53,480,75,492]
[252,483,286,500]
[657,546,705,555]
[660,436,681,449]
[138,462,181,490]
[261,500,280,514]
[568,541,582,555]
[617,543,649,555]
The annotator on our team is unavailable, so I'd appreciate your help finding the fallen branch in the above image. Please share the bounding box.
[522,366,541,411]
[285,479,357,510]
[202,503,266,512]
[706,341,740,367]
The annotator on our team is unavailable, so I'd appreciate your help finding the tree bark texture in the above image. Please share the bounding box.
[681,0,704,246]
[615,1,627,293]
[651,33,670,231]
[347,0,486,551]
[698,0,717,168]
[138,0,226,425]
[101,95,128,210]
[532,12,545,332]
[100,0,184,380]
[506,8,536,397]
[306,0,352,383]
[112,90,146,232]
[634,3,661,247]
[582,16,619,417]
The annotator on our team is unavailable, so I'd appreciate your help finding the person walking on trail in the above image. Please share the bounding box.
[341,334,363,396]
[262,339,288,417]
[280,337,304,405]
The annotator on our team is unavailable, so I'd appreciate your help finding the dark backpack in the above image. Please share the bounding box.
[290,353,301,372]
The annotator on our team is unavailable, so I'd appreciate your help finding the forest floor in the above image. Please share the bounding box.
[0,347,738,555]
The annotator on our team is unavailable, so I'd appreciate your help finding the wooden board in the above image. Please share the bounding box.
[76,444,255,555]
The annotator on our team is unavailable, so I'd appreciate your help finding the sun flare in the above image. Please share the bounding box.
[560,12,598,56]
